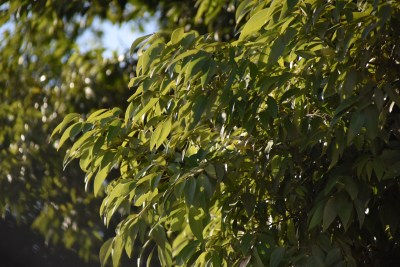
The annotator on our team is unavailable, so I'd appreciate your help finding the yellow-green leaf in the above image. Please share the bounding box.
[239,8,270,40]
[130,33,153,55]
[94,163,111,196]
[112,235,123,267]
[51,113,79,140]
[150,117,172,149]
[57,122,83,151]
[99,238,113,267]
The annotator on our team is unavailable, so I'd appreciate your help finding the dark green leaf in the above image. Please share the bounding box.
[270,247,285,267]
[325,248,342,266]
[267,36,285,65]
[323,198,337,231]
[189,206,204,241]
[335,194,353,231]
[347,111,365,145]
[184,177,197,206]
[309,202,324,230]
[191,94,208,128]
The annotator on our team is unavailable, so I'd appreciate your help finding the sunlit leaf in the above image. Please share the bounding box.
[239,8,270,40]
[99,238,113,267]
[150,117,172,149]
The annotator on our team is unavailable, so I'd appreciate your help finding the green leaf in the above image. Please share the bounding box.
[287,219,297,245]
[66,129,95,160]
[198,173,214,200]
[167,49,200,70]
[57,122,83,151]
[267,36,285,65]
[136,172,159,186]
[128,75,146,88]
[87,109,108,122]
[354,198,366,228]
[112,235,123,267]
[200,60,216,88]
[279,0,299,20]
[323,198,337,232]
[332,96,358,120]
[378,4,391,26]
[191,94,208,128]
[99,238,113,267]
[235,0,253,24]
[141,41,165,74]
[94,163,111,196]
[311,245,325,266]
[309,202,324,230]
[176,240,200,265]
[328,140,340,170]
[125,225,138,258]
[51,113,80,140]
[325,248,342,266]
[130,33,153,55]
[324,175,340,196]
[343,176,358,200]
[150,224,167,248]
[364,105,379,139]
[270,247,285,267]
[372,157,385,181]
[184,177,197,206]
[295,50,316,59]
[184,55,208,83]
[347,111,365,145]
[342,69,358,97]
[125,102,134,124]
[267,96,278,118]
[92,135,106,156]
[204,164,217,179]
[240,233,253,254]
[146,247,156,267]
[171,27,185,45]
[336,195,353,231]
[150,117,172,149]
[79,151,93,173]
[133,98,158,122]
[158,244,173,267]
[239,8,270,40]
[189,206,204,241]
[242,193,256,217]
[252,248,265,267]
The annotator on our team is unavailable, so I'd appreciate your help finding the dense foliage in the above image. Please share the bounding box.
[0,1,135,263]
[58,0,400,266]
[5,0,400,266]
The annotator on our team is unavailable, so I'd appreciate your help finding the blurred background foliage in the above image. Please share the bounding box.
[0,0,233,266]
